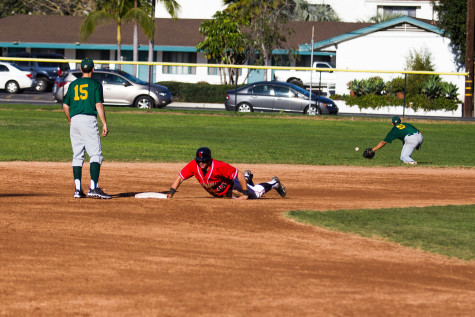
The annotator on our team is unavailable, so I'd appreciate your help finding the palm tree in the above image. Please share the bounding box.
[147,0,180,82]
[131,0,154,76]
[80,0,154,70]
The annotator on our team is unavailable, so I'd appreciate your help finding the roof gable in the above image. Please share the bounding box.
[300,16,442,51]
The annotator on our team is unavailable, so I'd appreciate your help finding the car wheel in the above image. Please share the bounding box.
[34,78,48,92]
[305,105,318,116]
[134,95,155,109]
[5,80,20,94]
[237,103,253,112]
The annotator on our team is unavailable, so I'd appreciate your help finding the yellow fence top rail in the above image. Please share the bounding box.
[0,57,468,76]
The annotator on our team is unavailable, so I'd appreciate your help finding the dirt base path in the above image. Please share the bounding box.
[1,162,474,316]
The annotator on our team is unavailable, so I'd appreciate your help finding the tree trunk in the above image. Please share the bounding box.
[117,22,122,70]
[147,1,156,83]
[133,23,138,76]
[133,0,138,77]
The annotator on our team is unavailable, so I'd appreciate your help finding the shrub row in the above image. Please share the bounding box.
[342,94,459,111]
[347,76,459,100]
[157,81,238,103]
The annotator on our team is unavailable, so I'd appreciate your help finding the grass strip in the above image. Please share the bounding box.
[0,104,474,166]
[286,205,475,260]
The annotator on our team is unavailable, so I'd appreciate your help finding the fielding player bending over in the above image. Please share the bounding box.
[167,147,286,200]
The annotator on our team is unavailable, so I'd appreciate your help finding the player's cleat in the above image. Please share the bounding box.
[244,169,254,186]
[74,189,86,199]
[272,176,286,198]
[405,161,417,165]
[87,187,111,199]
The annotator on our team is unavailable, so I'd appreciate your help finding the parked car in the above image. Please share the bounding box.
[0,61,37,94]
[273,61,335,88]
[6,52,70,92]
[225,81,338,115]
[53,69,173,109]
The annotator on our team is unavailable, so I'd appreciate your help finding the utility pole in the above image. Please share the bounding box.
[464,0,475,117]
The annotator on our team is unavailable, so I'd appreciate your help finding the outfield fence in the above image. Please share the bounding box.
[0,56,470,118]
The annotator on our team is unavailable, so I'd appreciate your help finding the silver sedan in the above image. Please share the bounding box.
[53,69,172,109]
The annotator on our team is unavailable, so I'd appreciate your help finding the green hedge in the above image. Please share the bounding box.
[342,94,460,111]
[157,81,240,103]
[159,81,460,111]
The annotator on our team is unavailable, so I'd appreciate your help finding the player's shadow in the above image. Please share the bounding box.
[111,192,140,198]
[0,193,46,197]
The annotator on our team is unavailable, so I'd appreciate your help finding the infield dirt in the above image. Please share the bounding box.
[1,162,474,316]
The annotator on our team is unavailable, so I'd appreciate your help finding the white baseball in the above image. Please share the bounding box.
[355,147,359,151]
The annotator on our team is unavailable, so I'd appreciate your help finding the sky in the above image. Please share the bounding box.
[155,0,227,19]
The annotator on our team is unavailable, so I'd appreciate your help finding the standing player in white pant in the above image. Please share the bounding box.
[371,116,423,164]
[62,58,111,199]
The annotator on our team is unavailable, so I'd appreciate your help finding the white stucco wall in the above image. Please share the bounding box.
[333,28,464,96]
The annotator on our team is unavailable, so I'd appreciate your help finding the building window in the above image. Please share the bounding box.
[76,50,110,68]
[379,6,417,18]
[207,58,219,75]
[162,52,196,74]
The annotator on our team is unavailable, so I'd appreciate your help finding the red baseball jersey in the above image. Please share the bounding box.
[179,159,239,197]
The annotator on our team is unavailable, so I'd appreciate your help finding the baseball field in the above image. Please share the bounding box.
[1,105,474,316]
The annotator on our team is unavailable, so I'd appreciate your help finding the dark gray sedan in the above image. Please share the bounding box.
[225,81,338,115]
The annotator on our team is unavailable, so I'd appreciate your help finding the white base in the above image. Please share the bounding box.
[135,192,168,199]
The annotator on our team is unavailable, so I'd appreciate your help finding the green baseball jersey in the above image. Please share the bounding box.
[64,77,104,117]
[384,122,419,143]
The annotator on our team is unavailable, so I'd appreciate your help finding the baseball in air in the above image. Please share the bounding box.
[355,147,359,151]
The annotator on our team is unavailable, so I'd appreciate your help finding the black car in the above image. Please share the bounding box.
[225,81,338,115]
[6,52,70,92]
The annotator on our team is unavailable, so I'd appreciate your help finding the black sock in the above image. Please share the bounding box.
[259,182,273,193]
[90,162,101,188]
[73,166,82,189]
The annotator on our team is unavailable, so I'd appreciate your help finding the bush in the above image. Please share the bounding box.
[344,93,459,111]
[387,77,405,93]
[347,77,384,96]
[405,48,434,95]
[157,81,239,103]
[442,82,459,100]
[345,94,402,109]
[364,76,385,95]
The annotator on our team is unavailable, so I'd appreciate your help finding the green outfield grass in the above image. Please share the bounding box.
[286,205,475,260]
[0,104,474,166]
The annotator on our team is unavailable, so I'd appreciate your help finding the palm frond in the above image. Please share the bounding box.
[80,11,114,41]
[124,8,155,39]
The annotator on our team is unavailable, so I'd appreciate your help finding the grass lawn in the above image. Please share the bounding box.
[286,205,475,260]
[0,104,474,166]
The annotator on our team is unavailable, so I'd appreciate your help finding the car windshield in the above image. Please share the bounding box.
[6,63,21,71]
[114,70,147,85]
[291,84,316,98]
[38,61,70,70]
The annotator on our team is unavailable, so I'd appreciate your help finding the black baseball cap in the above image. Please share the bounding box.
[80,58,94,71]
[392,116,401,125]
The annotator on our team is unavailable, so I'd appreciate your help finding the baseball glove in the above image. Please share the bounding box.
[363,148,375,159]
